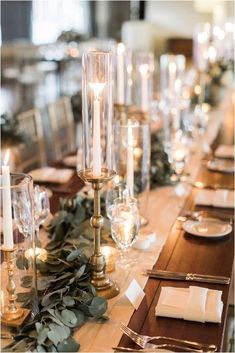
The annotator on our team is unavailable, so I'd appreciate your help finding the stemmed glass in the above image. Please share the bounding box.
[105,176,129,220]
[33,185,50,260]
[110,197,140,267]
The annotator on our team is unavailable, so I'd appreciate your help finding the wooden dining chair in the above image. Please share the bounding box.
[48,96,76,160]
[16,108,47,172]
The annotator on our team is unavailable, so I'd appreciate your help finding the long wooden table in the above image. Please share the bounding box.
[33,98,234,352]
[118,99,234,351]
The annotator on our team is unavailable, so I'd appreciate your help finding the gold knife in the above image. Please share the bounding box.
[145,270,230,284]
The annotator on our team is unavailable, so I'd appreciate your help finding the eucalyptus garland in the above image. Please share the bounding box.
[3,197,109,353]
[3,130,173,352]
[150,130,174,188]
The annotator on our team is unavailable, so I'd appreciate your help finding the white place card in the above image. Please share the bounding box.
[125,279,145,310]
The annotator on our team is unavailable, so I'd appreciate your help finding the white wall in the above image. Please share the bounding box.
[145,0,213,39]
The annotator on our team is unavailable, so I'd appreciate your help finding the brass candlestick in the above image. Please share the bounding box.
[1,247,30,327]
[78,168,120,299]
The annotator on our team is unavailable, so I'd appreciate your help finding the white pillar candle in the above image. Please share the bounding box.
[2,151,14,249]
[127,123,134,197]
[117,43,125,105]
[139,64,149,112]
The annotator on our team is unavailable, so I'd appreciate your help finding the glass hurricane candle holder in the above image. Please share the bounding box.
[78,51,119,299]
[114,119,150,226]
[160,54,186,101]
[193,22,211,72]
[134,51,154,113]
[0,173,38,327]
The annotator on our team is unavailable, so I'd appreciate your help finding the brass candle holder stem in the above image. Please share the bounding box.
[1,247,30,327]
[78,168,119,299]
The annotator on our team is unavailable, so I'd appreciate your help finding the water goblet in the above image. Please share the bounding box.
[110,197,140,267]
[33,185,50,261]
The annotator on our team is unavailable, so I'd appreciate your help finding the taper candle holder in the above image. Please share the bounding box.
[1,247,30,327]
[78,168,120,299]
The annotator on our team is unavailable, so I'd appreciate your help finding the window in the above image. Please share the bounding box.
[32,0,90,45]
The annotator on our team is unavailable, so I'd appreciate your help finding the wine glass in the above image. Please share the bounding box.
[110,197,140,267]
[13,189,33,239]
[33,185,50,260]
[105,176,129,220]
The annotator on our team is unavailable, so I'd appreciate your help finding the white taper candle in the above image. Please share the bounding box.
[2,151,14,249]
[127,123,134,197]
[93,98,102,176]
[117,43,125,105]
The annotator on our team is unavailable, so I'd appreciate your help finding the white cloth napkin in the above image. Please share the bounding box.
[195,189,234,208]
[62,155,77,167]
[29,167,73,184]
[155,286,223,323]
[215,145,234,159]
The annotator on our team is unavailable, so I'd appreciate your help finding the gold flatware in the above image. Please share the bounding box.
[145,269,230,284]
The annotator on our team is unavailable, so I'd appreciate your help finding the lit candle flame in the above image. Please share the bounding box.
[117,43,125,55]
[139,64,149,76]
[169,62,176,74]
[89,82,106,99]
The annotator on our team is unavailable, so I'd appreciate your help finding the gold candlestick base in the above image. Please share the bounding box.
[78,168,120,299]
[1,247,31,327]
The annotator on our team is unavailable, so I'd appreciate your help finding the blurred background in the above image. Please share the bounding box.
[1,0,234,166]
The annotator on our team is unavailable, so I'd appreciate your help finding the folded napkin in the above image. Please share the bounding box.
[195,189,234,208]
[29,167,73,184]
[62,155,78,167]
[215,145,234,159]
[155,286,223,323]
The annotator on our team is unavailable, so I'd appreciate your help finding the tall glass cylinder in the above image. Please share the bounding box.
[114,120,150,223]
[0,173,38,323]
[134,51,154,113]
[160,54,186,140]
[81,51,114,178]
[160,54,186,99]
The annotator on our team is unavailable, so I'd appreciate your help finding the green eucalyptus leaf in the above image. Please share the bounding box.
[63,296,75,306]
[57,337,80,352]
[47,324,70,345]
[37,345,46,352]
[20,275,32,288]
[88,297,107,318]
[66,248,82,262]
[61,309,77,326]
[37,327,49,345]
[16,252,29,270]
[74,264,86,279]
[71,309,85,327]
[16,292,31,303]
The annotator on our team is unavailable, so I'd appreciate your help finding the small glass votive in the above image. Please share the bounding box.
[100,246,117,273]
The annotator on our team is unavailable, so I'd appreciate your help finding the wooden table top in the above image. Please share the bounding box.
[46,100,234,352]
[118,101,234,351]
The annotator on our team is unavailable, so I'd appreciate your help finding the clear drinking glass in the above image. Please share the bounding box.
[33,185,50,260]
[110,197,140,267]
[1,173,38,319]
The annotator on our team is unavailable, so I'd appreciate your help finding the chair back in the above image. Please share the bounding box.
[48,96,75,160]
[16,108,46,172]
